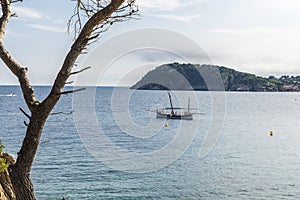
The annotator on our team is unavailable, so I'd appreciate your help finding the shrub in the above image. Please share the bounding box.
[0,139,8,172]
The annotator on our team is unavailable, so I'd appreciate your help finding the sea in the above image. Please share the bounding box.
[0,86,299,199]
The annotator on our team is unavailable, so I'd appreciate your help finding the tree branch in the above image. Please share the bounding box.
[70,66,91,75]
[0,1,138,198]
[43,0,129,108]
[50,111,74,115]
[59,88,86,95]
[0,0,38,112]
[65,81,74,84]
[19,107,31,119]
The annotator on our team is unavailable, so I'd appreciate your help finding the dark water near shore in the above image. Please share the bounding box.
[0,86,299,199]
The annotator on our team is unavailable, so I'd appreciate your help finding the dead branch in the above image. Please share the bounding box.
[42,0,138,112]
[0,1,137,198]
[68,0,138,37]
[59,88,86,95]
[0,0,38,112]
[40,140,50,145]
[50,111,74,115]
[65,81,74,84]
[19,107,31,119]
[11,0,23,3]
[88,33,99,41]
[70,66,91,75]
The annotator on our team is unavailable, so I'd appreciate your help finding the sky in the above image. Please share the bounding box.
[1,0,300,86]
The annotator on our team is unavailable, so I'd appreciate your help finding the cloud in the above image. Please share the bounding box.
[252,0,300,10]
[210,27,300,36]
[138,0,207,11]
[138,0,184,11]
[52,19,66,25]
[145,13,201,22]
[139,0,204,22]
[29,24,67,33]
[5,30,27,37]
[11,6,67,33]
[12,6,45,20]
[205,27,300,76]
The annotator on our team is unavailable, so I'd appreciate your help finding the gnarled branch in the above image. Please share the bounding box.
[68,0,138,39]
[59,88,86,95]
[50,110,74,116]
[19,107,31,119]
[0,1,137,198]
[70,66,91,75]
[0,0,38,112]
[43,0,135,108]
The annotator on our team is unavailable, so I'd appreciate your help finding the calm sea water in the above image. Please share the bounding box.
[0,86,299,199]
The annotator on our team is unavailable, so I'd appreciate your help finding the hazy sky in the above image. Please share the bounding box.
[1,0,300,85]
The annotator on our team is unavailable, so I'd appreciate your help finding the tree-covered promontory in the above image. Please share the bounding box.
[131,63,300,91]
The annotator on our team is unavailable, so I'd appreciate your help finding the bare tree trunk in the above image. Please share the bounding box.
[9,171,34,200]
[0,0,136,199]
[9,109,50,199]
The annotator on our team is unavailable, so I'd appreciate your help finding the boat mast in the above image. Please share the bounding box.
[168,91,174,114]
[188,97,190,113]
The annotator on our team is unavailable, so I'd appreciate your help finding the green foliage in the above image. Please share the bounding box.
[131,63,300,91]
[0,139,8,172]
[0,158,8,172]
[0,139,5,153]
[0,144,5,153]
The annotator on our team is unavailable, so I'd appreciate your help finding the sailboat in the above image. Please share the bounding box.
[156,91,194,120]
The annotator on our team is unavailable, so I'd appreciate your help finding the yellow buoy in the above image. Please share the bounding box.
[270,130,273,136]
[164,122,168,127]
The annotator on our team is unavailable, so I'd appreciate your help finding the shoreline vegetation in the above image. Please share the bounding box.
[130,63,300,92]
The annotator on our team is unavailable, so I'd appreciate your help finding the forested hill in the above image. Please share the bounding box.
[130,63,300,91]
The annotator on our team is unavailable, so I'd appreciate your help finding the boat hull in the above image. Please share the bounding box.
[156,111,193,120]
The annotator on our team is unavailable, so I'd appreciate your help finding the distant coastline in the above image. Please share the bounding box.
[131,63,300,92]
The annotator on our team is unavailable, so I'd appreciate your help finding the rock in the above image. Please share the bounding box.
[0,153,16,200]
[0,184,9,200]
